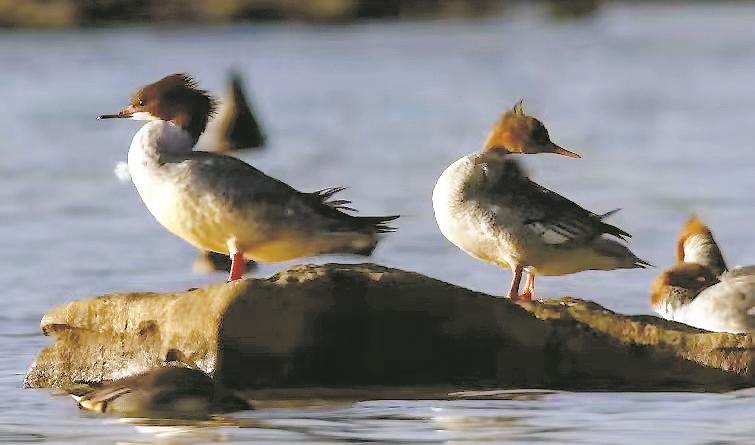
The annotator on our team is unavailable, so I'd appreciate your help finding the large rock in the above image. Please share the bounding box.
[25,263,753,393]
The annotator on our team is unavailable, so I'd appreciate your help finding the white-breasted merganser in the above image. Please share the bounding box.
[99,74,397,281]
[432,101,649,301]
[651,216,754,333]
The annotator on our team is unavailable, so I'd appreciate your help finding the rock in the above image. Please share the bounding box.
[27,284,240,390]
[25,263,754,394]
[193,250,258,275]
[199,70,265,153]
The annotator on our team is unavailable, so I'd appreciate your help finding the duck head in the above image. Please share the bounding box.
[482,100,580,158]
[98,73,217,142]
[651,262,719,317]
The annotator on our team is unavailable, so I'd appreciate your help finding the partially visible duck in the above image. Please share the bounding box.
[74,352,250,419]
[651,216,754,334]
[432,101,648,301]
[198,69,266,152]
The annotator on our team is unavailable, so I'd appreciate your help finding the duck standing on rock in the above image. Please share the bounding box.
[194,69,268,274]
[432,101,649,301]
[99,73,397,281]
[651,215,754,333]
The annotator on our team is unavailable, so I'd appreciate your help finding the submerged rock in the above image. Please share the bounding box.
[26,264,754,394]
[199,70,265,152]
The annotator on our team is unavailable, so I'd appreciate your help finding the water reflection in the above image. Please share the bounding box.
[80,390,755,443]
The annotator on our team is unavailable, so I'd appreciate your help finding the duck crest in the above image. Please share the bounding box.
[133,73,218,141]
[509,98,525,116]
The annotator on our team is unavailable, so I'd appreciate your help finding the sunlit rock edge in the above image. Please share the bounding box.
[25,263,753,399]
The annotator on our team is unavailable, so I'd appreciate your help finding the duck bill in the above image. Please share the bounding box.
[549,143,581,158]
[97,105,136,120]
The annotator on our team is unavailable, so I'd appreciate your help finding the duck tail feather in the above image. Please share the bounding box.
[634,258,655,268]
[600,208,621,219]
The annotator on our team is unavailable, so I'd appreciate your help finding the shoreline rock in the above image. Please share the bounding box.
[25,263,753,394]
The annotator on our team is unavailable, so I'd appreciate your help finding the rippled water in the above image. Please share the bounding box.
[1,2,754,443]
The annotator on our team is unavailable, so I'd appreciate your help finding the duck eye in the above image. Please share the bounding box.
[138,99,145,106]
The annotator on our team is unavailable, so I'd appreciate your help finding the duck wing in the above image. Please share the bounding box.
[720,266,755,300]
[169,151,397,234]
[76,367,216,414]
[77,385,133,411]
[689,267,755,333]
[479,156,631,247]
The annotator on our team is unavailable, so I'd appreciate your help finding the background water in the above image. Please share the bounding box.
[1,2,754,443]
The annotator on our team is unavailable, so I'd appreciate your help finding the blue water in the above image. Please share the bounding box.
[1,2,754,443]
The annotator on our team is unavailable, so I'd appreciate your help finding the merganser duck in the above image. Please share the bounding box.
[432,101,649,301]
[74,349,249,418]
[651,216,754,333]
[99,74,397,281]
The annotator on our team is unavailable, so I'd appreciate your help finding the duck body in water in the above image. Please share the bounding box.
[74,366,250,419]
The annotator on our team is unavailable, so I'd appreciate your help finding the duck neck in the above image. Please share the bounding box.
[128,120,195,165]
[172,110,209,143]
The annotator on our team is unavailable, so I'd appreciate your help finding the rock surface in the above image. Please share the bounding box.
[26,263,753,393]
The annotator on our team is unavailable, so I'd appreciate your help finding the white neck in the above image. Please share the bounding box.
[127,121,195,165]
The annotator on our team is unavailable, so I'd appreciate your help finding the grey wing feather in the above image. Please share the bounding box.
[173,152,397,233]
[179,151,300,207]
[79,385,133,405]
[721,266,755,297]
[701,267,755,331]
[480,157,630,246]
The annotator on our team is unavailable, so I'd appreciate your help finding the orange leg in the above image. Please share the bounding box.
[228,250,246,282]
[518,272,535,301]
[506,265,524,300]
